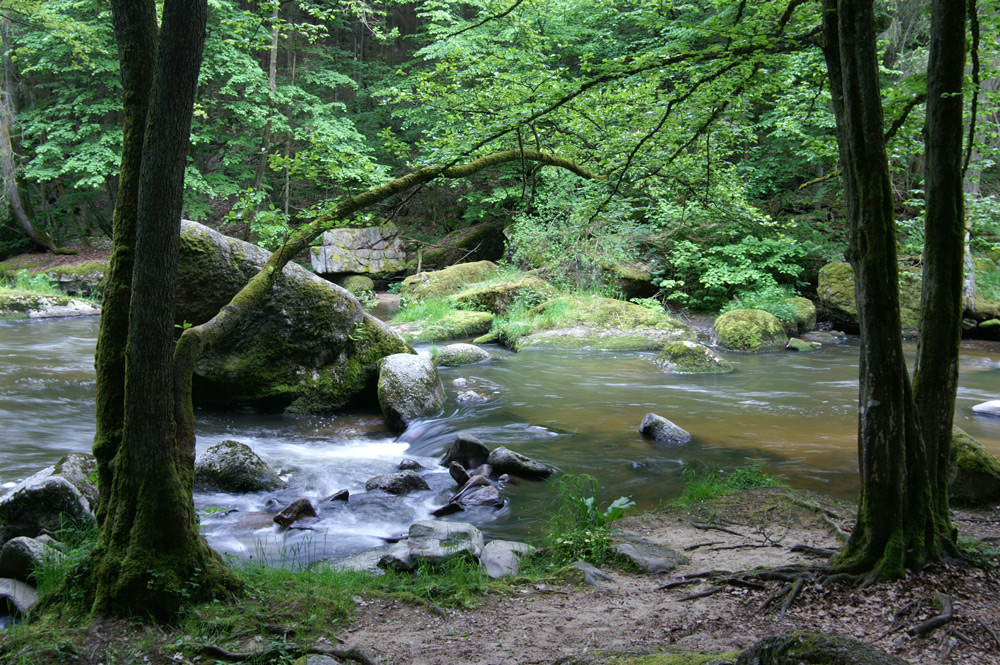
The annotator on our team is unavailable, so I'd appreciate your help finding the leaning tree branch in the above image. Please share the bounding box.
[172,150,603,447]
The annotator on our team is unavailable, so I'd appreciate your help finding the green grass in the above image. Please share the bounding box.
[1,270,62,296]
[977,266,1000,301]
[392,296,457,323]
[672,464,784,506]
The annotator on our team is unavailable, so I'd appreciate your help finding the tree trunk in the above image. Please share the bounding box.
[822,0,941,580]
[912,0,967,550]
[89,0,239,620]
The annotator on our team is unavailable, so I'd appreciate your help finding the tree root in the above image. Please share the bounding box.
[200,644,378,665]
[974,618,1000,649]
[908,592,953,636]
[691,522,745,537]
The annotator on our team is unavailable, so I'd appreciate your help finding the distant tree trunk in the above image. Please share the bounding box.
[88,0,240,619]
[821,0,948,580]
[0,18,56,253]
[912,0,967,548]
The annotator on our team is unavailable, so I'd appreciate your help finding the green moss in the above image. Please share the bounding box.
[952,427,1000,475]
[45,261,107,277]
[786,337,821,352]
[713,309,787,352]
[786,296,816,332]
[950,427,1000,506]
[817,261,922,336]
[449,275,555,315]
[654,341,733,374]
[400,261,499,300]
[338,274,376,295]
[400,310,494,343]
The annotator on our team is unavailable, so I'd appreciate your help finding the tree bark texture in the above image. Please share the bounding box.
[90,0,239,619]
[822,0,942,580]
[913,0,967,546]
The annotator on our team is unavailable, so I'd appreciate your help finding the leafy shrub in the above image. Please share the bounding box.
[721,284,799,324]
[544,474,634,566]
[3,270,61,295]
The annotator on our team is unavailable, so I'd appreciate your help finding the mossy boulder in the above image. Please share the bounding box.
[497,295,695,351]
[434,343,491,367]
[713,309,788,352]
[194,440,286,493]
[400,261,499,300]
[0,291,99,319]
[787,337,821,352]
[409,220,506,270]
[654,340,733,374]
[335,274,376,296]
[44,262,107,297]
[377,353,445,433]
[949,427,1000,506]
[449,274,555,315]
[735,630,909,664]
[177,221,411,414]
[786,296,817,334]
[0,454,97,544]
[817,261,922,337]
[604,261,658,300]
[396,309,495,343]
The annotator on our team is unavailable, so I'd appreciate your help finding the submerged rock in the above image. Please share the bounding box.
[654,340,733,374]
[272,497,318,527]
[377,353,444,433]
[434,343,491,367]
[787,337,821,352]
[713,309,788,352]
[194,440,286,493]
[177,220,411,414]
[950,427,1000,506]
[639,413,692,445]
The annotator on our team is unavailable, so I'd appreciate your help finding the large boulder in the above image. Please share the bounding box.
[817,261,922,337]
[194,440,286,493]
[400,261,499,300]
[364,470,431,495]
[177,220,411,414]
[639,413,693,445]
[0,537,61,583]
[736,630,910,665]
[713,309,788,352]
[394,310,495,343]
[949,427,1000,506]
[0,455,97,544]
[449,274,555,315]
[482,295,695,351]
[377,354,444,433]
[654,340,733,374]
[441,433,491,469]
[0,578,38,618]
[487,446,555,480]
[786,296,817,334]
[407,520,484,564]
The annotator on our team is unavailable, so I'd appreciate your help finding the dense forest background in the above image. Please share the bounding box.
[1,0,998,310]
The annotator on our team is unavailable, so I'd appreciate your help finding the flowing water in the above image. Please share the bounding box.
[2,316,999,565]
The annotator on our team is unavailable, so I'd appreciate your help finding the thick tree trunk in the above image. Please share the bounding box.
[822,0,941,580]
[912,0,966,549]
[90,0,239,619]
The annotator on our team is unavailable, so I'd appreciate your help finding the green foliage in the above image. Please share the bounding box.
[721,284,798,324]
[2,270,61,295]
[392,296,456,324]
[968,195,1000,253]
[544,474,634,566]
[32,516,98,609]
[672,464,784,506]
[658,237,808,311]
[958,536,1000,569]
[221,189,291,250]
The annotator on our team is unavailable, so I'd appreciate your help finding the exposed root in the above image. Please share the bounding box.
[691,522,745,537]
[908,592,953,637]
[974,618,1000,649]
[790,544,839,558]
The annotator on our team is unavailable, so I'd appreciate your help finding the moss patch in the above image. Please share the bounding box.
[950,426,1000,506]
[400,261,499,300]
[817,261,922,337]
[398,310,495,343]
[654,341,733,374]
[449,275,555,315]
[713,309,787,352]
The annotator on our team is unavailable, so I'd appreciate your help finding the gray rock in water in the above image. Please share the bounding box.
[736,630,910,665]
[408,520,484,564]
[456,390,489,404]
[610,534,689,573]
[487,447,555,480]
[431,502,464,517]
[177,220,411,414]
[481,540,536,579]
[195,440,286,493]
[365,470,430,495]
[0,537,61,583]
[654,340,733,374]
[377,354,444,433]
[0,457,96,543]
[441,433,491,469]
[786,337,821,352]
[397,458,424,471]
[435,343,491,367]
[639,413,692,445]
[449,461,471,486]
[973,400,1000,418]
[323,490,349,503]
[273,497,318,527]
[0,578,38,617]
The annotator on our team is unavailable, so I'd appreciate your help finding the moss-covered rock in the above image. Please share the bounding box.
[194,440,286,493]
[377,353,445,433]
[434,343,491,367]
[786,337,821,352]
[786,296,817,334]
[336,274,376,296]
[604,261,658,300]
[654,341,733,374]
[449,274,555,315]
[44,262,106,297]
[178,221,412,414]
[396,309,495,343]
[503,295,695,351]
[949,426,1000,506]
[735,630,909,664]
[713,309,788,352]
[817,261,922,337]
[399,261,499,300]
[409,220,506,270]
[0,291,99,319]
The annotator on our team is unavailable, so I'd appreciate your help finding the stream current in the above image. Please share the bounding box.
[2,315,998,565]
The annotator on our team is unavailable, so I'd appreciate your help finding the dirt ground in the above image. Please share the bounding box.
[340,489,1000,665]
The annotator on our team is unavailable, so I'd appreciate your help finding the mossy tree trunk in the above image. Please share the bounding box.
[821,0,965,580]
[88,0,239,620]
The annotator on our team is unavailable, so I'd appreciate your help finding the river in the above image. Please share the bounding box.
[1,315,998,564]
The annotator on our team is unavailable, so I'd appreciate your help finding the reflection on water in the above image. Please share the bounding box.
[1,316,998,562]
